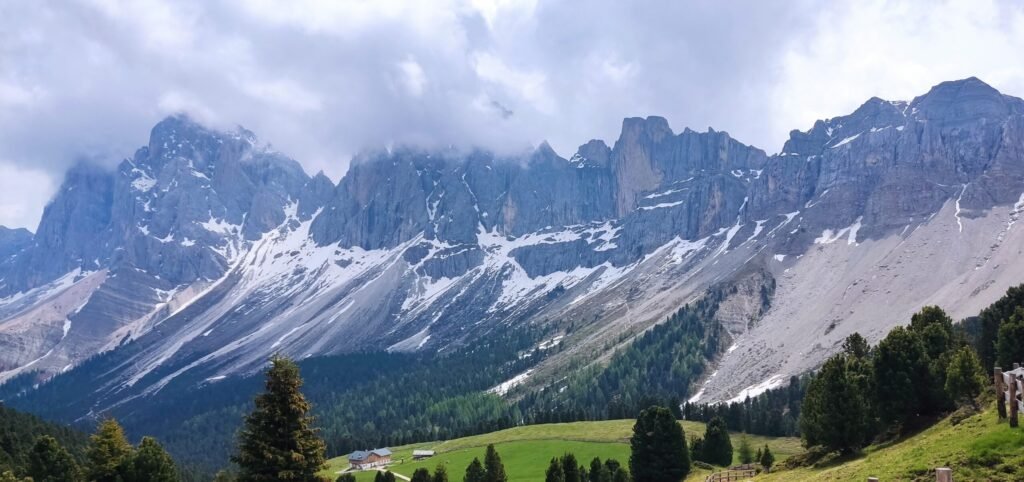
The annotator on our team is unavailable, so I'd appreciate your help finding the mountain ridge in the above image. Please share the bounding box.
[1,77,1024,414]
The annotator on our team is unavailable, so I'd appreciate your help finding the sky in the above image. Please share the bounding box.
[1,0,1024,230]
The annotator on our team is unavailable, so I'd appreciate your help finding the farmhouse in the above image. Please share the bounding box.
[348,448,392,469]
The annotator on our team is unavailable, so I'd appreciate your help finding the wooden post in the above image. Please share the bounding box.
[868,478,879,482]
[996,367,1006,419]
[1010,372,1019,428]
[936,467,952,482]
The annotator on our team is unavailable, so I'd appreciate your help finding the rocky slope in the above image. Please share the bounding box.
[1,77,1023,410]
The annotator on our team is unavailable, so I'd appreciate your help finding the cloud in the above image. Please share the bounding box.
[0,0,1022,229]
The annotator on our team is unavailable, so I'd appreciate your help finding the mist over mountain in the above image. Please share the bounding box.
[1,77,1023,430]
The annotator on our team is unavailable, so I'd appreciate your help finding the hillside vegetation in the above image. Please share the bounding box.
[760,405,1023,481]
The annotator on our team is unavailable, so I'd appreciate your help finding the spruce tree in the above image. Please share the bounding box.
[629,406,689,482]
[737,435,753,465]
[611,467,629,482]
[561,453,581,482]
[801,354,870,453]
[233,356,327,482]
[383,472,396,482]
[432,464,449,482]
[979,285,1024,370]
[759,445,774,472]
[465,458,486,482]
[701,417,733,466]
[544,458,564,482]
[997,307,1024,368]
[588,457,610,482]
[411,468,431,482]
[214,470,238,482]
[483,444,507,482]
[688,436,704,463]
[86,418,134,482]
[945,346,986,407]
[336,474,356,482]
[123,437,178,482]
[603,459,620,474]
[28,435,81,482]
[873,327,929,430]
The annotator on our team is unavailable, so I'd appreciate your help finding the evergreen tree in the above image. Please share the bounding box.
[979,285,1024,370]
[86,418,134,482]
[997,307,1024,368]
[873,327,929,430]
[124,437,178,482]
[0,471,28,482]
[336,474,356,482]
[611,467,629,482]
[701,417,733,466]
[736,435,752,465]
[411,468,431,482]
[688,436,704,463]
[545,458,565,482]
[800,354,870,453]
[945,346,986,408]
[232,356,327,482]
[561,453,581,482]
[842,332,870,359]
[383,472,397,482]
[754,447,762,464]
[28,435,81,482]
[588,457,610,482]
[432,464,449,482]
[465,458,486,482]
[483,444,507,482]
[374,472,386,482]
[629,406,689,482]
[603,459,620,474]
[214,470,238,482]
[758,445,774,472]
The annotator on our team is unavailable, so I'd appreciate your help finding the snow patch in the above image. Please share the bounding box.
[728,374,786,403]
[488,369,534,396]
[814,216,863,245]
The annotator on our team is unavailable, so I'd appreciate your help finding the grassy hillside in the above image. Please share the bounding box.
[323,419,802,482]
[760,405,1024,481]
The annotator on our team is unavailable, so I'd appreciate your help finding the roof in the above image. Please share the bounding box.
[412,450,435,456]
[349,448,392,461]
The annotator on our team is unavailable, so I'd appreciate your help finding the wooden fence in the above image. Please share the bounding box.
[994,364,1024,427]
[704,469,756,482]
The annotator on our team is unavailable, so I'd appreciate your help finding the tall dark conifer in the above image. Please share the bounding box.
[483,444,507,482]
[629,406,689,482]
[233,356,327,482]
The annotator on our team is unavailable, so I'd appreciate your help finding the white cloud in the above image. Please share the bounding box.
[0,164,55,231]
[0,0,1022,229]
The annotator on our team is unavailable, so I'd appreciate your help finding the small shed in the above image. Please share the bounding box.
[412,450,435,460]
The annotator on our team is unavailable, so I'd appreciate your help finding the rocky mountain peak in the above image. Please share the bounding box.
[909,76,1023,125]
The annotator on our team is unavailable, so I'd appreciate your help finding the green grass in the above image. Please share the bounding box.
[759,405,1024,481]
[322,419,801,482]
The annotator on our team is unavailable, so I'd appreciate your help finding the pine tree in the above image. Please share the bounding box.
[336,474,356,482]
[873,327,929,430]
[759,445,774,472]
[603,459,620,474]
[688,436,704,463]
[979,285,1024,370]
[383,472,397,482]
[411,468,431,482]
[124,437,178,482]
[374,472,386,482]
[483,444,507,482]
[801,354,870,453]
[465,458,486,482]
[232,356,327,482]
[997,307,1024,368]
[588,457,610,482]
[28,435,81,482]
[86,418,134,482]
[701,417,733,466]
[736,435,752,465]
[629,406,689,482]
[611,467,629,482]
[545,458,565,482]
[945,346,986,408]
[561,453,581,482]
[214,470,238,482]
[432,464,449,482]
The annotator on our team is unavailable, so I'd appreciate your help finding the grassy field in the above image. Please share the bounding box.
[758,405,1024,481]
[322,419,802,482]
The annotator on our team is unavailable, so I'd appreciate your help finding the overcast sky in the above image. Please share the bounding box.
[2,0,1024,230]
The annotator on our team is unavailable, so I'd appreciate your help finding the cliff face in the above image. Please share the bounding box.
[2,78,1024,409]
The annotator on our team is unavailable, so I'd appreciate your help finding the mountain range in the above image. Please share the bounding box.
[2,76,1024,417]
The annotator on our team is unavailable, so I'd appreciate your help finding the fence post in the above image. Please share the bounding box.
[1010,373,1019,428]
[936,467,952,482]
[995,367,1006,419]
